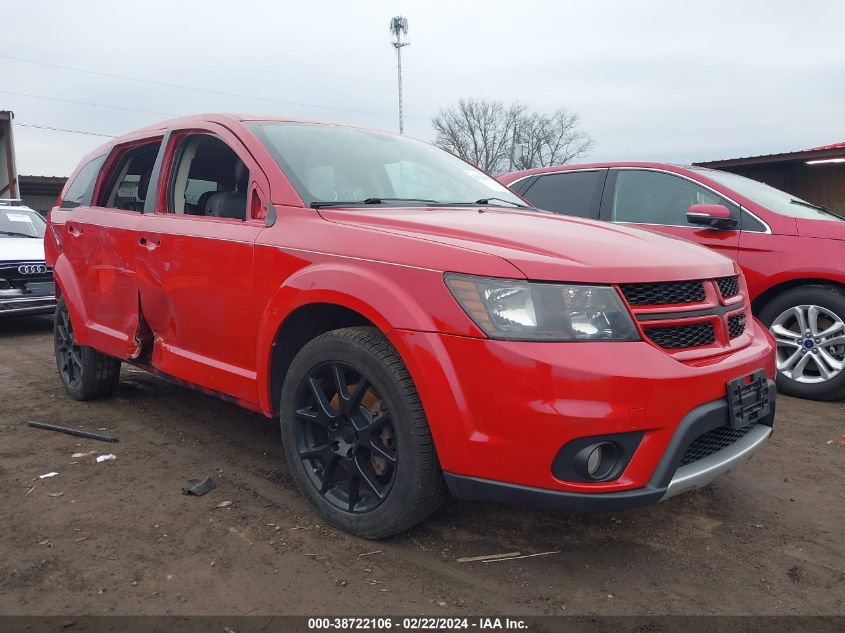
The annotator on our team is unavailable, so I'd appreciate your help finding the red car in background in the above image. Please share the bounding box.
[500,163,845,401]
[47,117,776,537]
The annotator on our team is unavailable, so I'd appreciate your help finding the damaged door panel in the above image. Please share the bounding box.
[66,138,164,358]
[134,125,268,404]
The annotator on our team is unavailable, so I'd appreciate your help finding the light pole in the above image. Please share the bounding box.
[389,16,409,134]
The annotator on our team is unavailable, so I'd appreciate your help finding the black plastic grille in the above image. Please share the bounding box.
[645,323,715,349]
[716,276,740,299]
[680,423,757,467]
[728,313,747,339]
[0,260,53,285]
[620,281,705,306]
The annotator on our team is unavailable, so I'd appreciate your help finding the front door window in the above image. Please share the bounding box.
[612,170,732,227]
[168,135,249,220]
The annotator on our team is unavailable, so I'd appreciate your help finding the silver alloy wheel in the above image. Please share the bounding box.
[770,304,845,384]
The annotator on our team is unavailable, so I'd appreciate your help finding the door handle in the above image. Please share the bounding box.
[139,237,161,251]
[67,224,82,236]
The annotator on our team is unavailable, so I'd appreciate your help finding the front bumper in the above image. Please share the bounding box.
[444,389,774,512]
[0,295,56,316]
[390,318,776,507]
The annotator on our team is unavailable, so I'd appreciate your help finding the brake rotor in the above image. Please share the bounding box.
[330,384,394,476]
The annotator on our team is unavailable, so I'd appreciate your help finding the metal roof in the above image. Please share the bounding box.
[694,141,845,168]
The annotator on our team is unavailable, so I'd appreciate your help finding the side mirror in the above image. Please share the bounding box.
[686,204,738,230]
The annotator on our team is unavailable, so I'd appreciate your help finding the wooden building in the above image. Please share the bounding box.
[19,175,67,214]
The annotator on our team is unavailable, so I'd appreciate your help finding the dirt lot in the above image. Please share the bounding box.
[1,315,843,617]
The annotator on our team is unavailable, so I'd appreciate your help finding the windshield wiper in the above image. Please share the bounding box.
[363,197,440,205]
[309,196,538,211]
[311,197,439,209]
[790,198,825,211]
[790,198,844,220]
[474,197,530,208]
[0,230,38,238]
[436,198,536,210]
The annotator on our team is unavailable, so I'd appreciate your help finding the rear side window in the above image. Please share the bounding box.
[98,141,162,212]
[60,156,106,209]
[521,170,606,218]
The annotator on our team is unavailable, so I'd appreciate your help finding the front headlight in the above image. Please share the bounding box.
[445,273,639,341]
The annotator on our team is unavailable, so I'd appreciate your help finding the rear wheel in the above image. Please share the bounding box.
[759,285,845,401]
[279,327,445,538]
[54,297,121,400]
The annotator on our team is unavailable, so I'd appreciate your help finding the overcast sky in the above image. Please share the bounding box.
[3,0,844,176]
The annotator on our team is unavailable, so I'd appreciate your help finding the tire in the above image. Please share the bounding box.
[758,285,845,401]
[279,326,445,538]
[54,296,122,401]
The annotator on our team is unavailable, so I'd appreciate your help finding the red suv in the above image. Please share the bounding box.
[47,116,775,538]
[500,163,845,401]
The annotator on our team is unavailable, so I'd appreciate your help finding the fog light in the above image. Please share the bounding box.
[574,441,620,481]
[586,445,603,477]
[0,279,10,290]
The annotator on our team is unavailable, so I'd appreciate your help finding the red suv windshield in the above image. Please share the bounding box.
[248,121,524,208]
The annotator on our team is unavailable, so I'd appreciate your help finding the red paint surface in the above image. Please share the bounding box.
[499,163,845,304]
[46,117,774,494]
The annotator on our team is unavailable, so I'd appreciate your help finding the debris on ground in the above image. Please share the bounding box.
[213,500,233,509]
[28,421,119,443]
[48,492,64,497]
[480,551,561,563]
[96,454,117,463]
[37,471,58,479]
[181,476,216,496]
[358,550,382,559]
[71,451,95,458]
[457,552,521,563]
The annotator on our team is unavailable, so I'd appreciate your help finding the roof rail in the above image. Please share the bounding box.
[0,198,24,205]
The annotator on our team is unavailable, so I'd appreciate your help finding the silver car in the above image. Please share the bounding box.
[0,201,56,316]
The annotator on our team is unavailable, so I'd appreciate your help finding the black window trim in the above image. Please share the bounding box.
[601,166,771,234]
[506,175,538,196]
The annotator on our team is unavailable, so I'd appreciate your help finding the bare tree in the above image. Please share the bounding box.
[432,99,593,174]
[512,109,593,171]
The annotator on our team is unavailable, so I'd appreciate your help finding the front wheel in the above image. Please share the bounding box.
[279,327,445,538]
[759,285,845,401]
[54,297,121,401]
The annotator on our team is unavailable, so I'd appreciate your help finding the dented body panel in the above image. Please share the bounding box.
[46,114,775,500]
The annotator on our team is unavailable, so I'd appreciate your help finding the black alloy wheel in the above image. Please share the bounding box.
[53,296,121,400]
[55,303,83,388]
[293,361,398,513]
[279,327,445,538]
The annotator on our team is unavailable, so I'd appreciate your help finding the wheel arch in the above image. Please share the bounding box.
[51,253,91,344]
[265,302,378,418]
[752,278,845,317]
[255,262,445,417]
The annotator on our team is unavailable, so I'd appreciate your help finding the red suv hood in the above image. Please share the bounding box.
[318,207,736,283]
[796,217,845,241]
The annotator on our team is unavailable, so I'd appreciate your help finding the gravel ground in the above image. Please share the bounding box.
[1,315,843,617]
